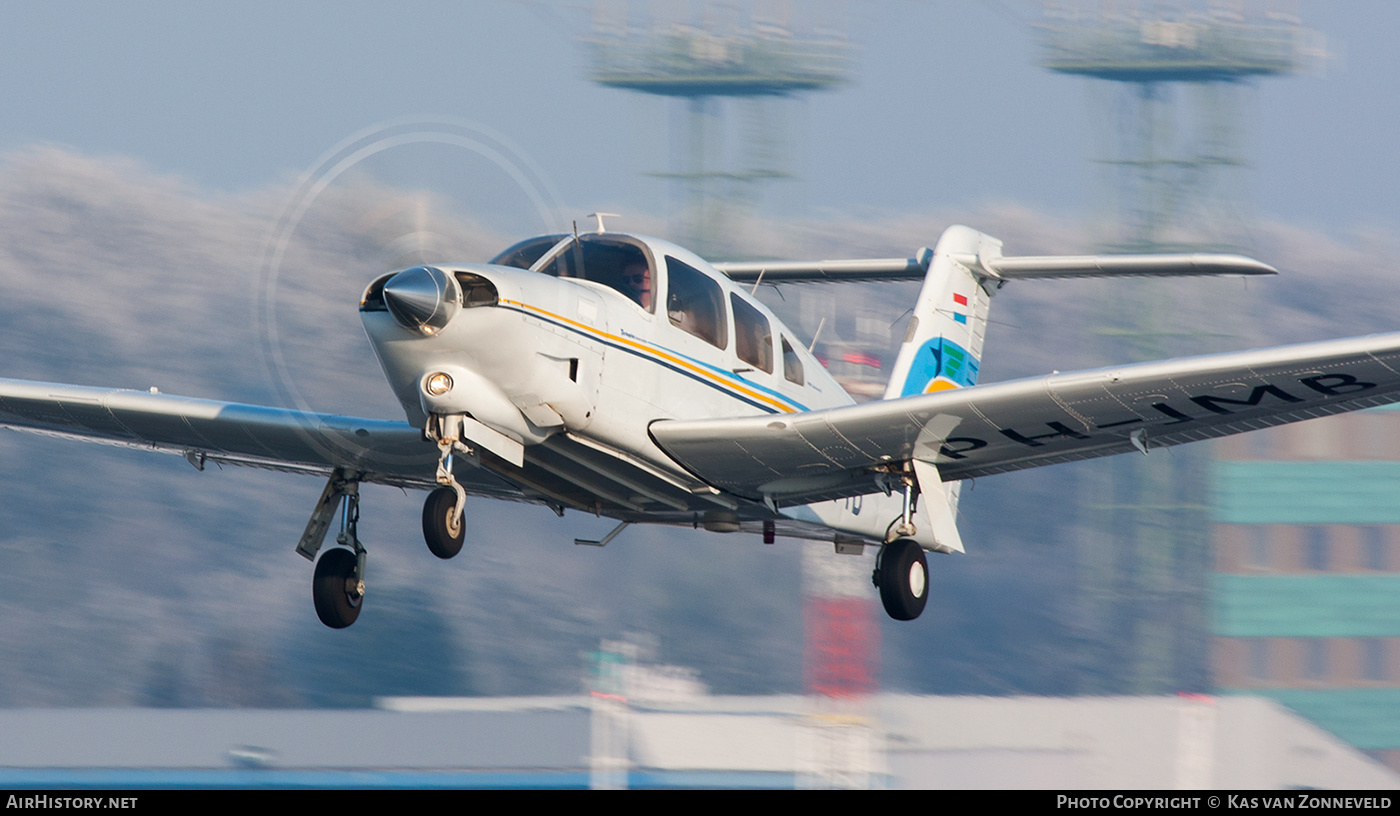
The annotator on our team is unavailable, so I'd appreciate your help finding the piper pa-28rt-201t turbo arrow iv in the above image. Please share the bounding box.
[3,221,1399,628]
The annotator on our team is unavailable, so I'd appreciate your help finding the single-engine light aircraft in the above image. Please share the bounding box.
[4,223,1399,628]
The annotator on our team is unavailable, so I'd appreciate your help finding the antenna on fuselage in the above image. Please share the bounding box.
[588,212,620,233]
[807,316,826,354]
[569,219,585,280]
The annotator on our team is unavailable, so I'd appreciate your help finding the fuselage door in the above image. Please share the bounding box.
[566,284,607,420]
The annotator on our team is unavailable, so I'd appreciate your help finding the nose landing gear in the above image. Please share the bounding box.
[424,414,473,559]
[422,485,466,559]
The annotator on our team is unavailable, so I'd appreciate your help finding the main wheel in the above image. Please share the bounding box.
[874,538,929,621]
[422,486,465,559]
[313,547,363,628]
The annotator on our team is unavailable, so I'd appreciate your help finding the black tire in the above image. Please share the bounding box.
[313,548,363,629]
[874,538,929,621]
[422,486,465,559]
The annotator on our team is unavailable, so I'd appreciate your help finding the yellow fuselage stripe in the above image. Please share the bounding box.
[500,298,798,414]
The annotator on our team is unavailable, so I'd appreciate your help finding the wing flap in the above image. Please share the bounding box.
[650,333,1400,502]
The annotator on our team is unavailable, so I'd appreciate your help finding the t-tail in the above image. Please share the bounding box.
[717,225,1276,554]
[879,224,1276,550]
[883,225,997,400]
[881,224,1277,401]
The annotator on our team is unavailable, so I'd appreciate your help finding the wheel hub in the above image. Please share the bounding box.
[908,561,927,599]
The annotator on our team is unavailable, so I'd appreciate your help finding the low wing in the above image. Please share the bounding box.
[0,378,522,498]
[649,333,1400,504]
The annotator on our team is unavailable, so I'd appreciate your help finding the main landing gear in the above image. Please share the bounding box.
[294,422,472,628]
[873,476,929,621]
[313,546,363,629]
[296,469,367,629]
[874,538,929,621]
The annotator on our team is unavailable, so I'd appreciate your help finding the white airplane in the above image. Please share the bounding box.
[3,222,1398,629]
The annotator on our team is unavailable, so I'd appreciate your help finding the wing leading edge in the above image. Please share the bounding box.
[0,378,522,497]
[649,333,1400,504]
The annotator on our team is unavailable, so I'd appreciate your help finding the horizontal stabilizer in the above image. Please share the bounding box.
[965,253,1277,280]
[715,250,1275,284]
[715,251,931,283]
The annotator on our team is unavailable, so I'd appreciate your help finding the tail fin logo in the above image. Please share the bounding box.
[900,336,980,397]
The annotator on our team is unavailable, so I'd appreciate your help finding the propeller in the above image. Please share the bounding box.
[254,117,566,463]
[381,265,460,333]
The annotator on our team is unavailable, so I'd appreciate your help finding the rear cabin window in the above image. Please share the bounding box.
[665,257,727,349]
[535,236,655,312]
[731,293,773,374]
[781,336,804,385]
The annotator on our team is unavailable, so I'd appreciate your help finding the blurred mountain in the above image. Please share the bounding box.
[0,146,1395,705]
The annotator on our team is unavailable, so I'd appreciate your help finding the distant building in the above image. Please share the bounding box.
[0,695,1391,789]
[1213,406,1400,771]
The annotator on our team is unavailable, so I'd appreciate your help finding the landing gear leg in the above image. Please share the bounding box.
[873,538,929,621]
[426,415,472,556]
[893,476,918,539]
[297,469,368,629]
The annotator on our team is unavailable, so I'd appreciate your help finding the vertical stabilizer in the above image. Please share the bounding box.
[882,226,1002,532]
[882,225,999,400]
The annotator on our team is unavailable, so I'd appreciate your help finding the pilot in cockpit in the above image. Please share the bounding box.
[620,260,652,310]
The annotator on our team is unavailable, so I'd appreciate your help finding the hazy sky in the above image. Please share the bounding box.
[0,1,1395,236]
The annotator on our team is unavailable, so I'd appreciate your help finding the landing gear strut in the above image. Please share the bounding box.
[874,538,929,621]
[297,469,368,629]
[425,414,471,557]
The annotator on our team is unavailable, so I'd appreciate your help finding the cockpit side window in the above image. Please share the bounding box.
[535,236,655,313]
[489,235,567,270]
[731,294,773,373]
[781,336,804,385]
[665,256,727,349]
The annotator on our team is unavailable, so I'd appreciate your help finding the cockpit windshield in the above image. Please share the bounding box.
[489,235,567,270]
[532,234,656,312]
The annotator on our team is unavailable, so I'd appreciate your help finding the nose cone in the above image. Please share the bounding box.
[382,266,460,333]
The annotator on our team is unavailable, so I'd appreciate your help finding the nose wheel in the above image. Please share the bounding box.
[423,486,466,559]
[874,538,929,621]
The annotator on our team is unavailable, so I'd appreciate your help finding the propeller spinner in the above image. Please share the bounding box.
[381,265,460,333]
